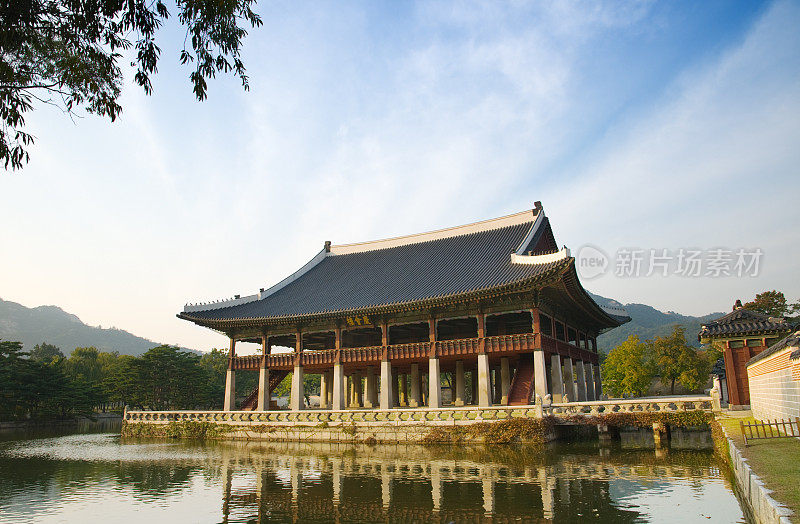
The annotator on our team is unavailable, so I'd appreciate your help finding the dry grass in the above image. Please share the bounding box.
[716,413,800,517]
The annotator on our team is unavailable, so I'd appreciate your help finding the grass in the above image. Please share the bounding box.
[716,413,800,517]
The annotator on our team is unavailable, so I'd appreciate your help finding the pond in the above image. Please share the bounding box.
[0,425,749,523]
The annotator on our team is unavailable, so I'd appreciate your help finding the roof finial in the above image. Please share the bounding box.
[324,240,331,252]
[733,299,743,310]
[534,201,543,211]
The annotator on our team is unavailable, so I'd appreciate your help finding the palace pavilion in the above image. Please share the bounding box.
[179,202,629,411]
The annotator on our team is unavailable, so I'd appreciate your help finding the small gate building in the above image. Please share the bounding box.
[179,203,629,411]
[699,301,793,408]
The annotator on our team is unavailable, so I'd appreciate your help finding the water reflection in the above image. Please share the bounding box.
[0,432,748,523]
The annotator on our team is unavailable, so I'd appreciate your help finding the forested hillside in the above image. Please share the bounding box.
[0,298,162,356]
[589,292,723,353]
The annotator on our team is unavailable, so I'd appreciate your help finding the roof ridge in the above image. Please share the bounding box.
[329,207,540,256]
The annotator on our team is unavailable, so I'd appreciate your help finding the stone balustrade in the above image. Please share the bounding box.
[545,396,714,417]
[125,395,714,427]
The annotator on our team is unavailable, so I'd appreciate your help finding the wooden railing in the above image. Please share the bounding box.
[740,417,800,446]
[229,332,596,370]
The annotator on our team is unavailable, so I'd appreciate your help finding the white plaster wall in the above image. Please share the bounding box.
[748,352,800,422]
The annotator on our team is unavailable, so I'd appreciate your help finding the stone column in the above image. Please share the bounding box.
[290,364,304,411]
[332,363,345,410]
[533,350,549,402]
[319,370,328,409]
[409,363,421,407]
[550,354,564,403]
[257,335,270,411]
[327,371,334,406]
[380,360,393,409]
[392,374,400,407]
[594,365,603,399]
[364,367,378,408]
[575,360,587,402]
[500,357,511,405]
[223,368,236,411]
[257,365,270,411]
[428,357,442,408]
[563,357,577,402]
[471,369,478,405]
[353,371,363,408]
[477,353,492,407]
[585,363,596,401]
[454,360,465,406]
[223,337,236,411]
[399,374,408,406]
[492,369,502,404]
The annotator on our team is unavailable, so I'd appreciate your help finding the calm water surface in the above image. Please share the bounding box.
[0,425,749,523]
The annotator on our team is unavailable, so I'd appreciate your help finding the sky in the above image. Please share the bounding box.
[1,0,799,353]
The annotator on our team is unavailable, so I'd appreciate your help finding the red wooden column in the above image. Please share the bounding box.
[723,340,742,406]
[530,308,541,335]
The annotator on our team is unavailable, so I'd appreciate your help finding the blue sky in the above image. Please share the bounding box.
[1,0,798,352]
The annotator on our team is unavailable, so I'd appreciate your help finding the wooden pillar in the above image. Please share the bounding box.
[224,338,236,411]
[723,341,742,406]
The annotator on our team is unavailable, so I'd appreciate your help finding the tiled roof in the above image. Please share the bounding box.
[698,307,793,339]
[747,330,800,367]
[179,207,625,327]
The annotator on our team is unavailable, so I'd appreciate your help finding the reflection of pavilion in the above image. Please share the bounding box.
[214,443,719,522]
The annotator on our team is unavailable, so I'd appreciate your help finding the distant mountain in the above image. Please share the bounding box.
[589,292,724,352]
[0,298,164,356]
